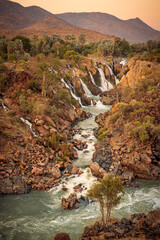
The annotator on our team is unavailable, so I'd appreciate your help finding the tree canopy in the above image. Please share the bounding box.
[87,174,124,226]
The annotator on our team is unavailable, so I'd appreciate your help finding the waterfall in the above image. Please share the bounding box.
[20,117,39,137]
[67,65,76,76]
[98,68,113,92]
[108,65,121,85]
[61,78,83,107]
[2,103,9,111]
[89,71,97,86]
[79,78,93,97]
[48,66,57,74]
[108,66,114,76]
[115,77,120,84]
[120,58,127,66]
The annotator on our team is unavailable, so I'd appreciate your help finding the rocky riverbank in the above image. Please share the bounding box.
[80,210,160,240]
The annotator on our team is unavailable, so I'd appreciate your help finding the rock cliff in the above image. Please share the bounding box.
[91,59,160,184]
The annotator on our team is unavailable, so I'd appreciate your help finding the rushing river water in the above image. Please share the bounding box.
[0,102,160,240]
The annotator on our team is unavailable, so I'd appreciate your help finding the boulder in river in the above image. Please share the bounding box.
[54,233,71,240]
[61,193,78,210]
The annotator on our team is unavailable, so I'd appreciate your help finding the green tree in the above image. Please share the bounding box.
[87,174,124,226]
[98,40,114,56]
[78,33,86,45]
[64,50,81,62]
[146,40,157,52]
[65,34,76,42]
[12,35,31,53]
[0,36,7,59]
[7,39,24,59]
[119,38,131,56]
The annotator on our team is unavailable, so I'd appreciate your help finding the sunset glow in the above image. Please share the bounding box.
[10,0,160,31]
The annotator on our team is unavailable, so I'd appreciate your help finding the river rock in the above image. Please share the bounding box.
[54,233,71,240]
[90,160,107,178]
[0,176,28,194]
[65,164,78,175]
[61,193,78,210]
[92,142,112,173]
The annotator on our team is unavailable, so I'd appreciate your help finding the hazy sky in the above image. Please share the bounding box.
[11,0,160,30]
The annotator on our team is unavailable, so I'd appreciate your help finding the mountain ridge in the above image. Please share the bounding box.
[56,12,160,42]
[0,0,160,42]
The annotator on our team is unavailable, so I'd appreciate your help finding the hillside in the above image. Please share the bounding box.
[0,27,114,42]
[0,0,54,29]
[56,12,160,43]
[24,16,72,30]
[0,0,114,42]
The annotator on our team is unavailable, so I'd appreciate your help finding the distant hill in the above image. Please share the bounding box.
[0,0,114,42]
[56,12,160,43]
[0,0,53,29]
[0,0,160,43]
[24,16,72,30]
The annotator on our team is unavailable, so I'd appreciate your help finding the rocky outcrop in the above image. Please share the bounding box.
[80,210,160,240]
[120,59,160,88]
[0,175,28,194]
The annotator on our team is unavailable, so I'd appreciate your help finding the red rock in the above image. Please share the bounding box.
[140,154,152,165]
[54,179,61,183]
[63,173,70,177]
[54,233,71,240]
[90,160,107,178]
[0,154,5,162]
[70,164,78,174]
[7,169,12,174]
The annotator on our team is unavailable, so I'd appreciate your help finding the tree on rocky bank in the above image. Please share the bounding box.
[87,174,124,226]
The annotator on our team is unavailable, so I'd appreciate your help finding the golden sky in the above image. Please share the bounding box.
[11,0,160,30]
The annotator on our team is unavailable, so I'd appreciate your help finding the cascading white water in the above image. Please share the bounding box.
[2,103,9,111]
[120,58,127,66]
[79,78,93,97]
[67,65,76,76]
[20,117,39,137]
[108,65,121,85]
[61,78,83,107]
[115,77,120,84]
[89,71,96,86]
[98,68,113,92]
[48,66,57,74]
[108,65,114,76]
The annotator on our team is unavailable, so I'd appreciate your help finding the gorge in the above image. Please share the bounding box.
[0,54,160,240]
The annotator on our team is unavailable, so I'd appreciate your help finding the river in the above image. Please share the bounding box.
[0,102,160,240]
